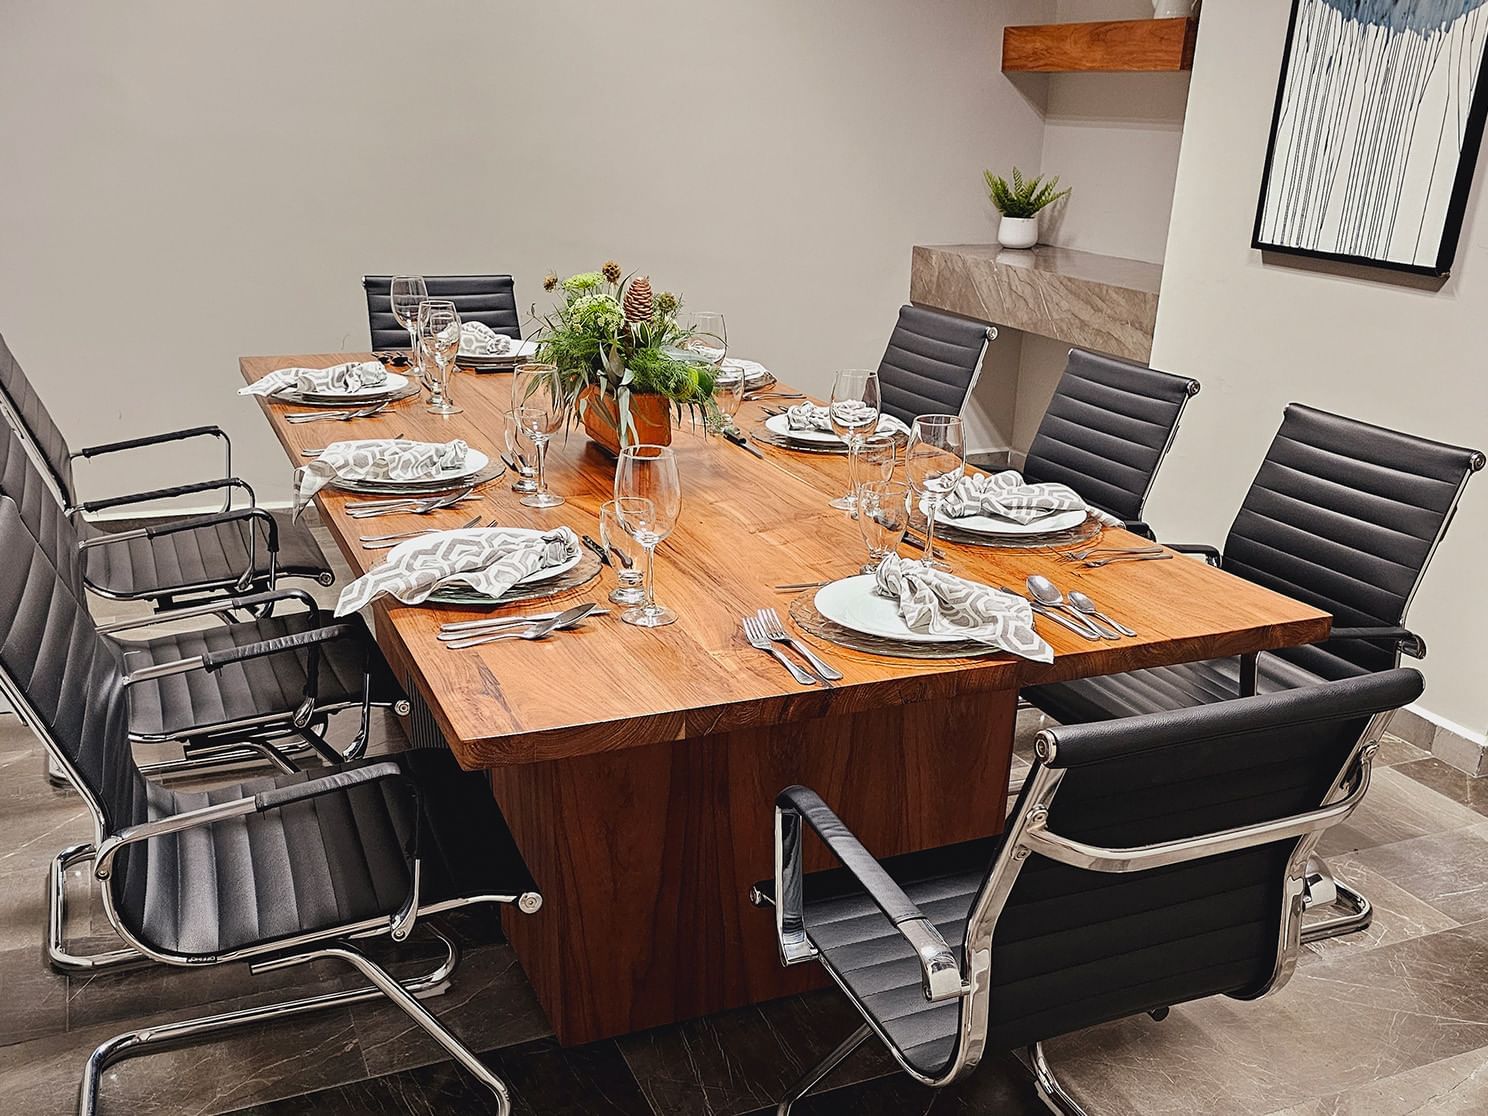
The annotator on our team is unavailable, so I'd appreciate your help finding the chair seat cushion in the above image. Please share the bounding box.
[121,613,370,740]
[82,510,330,598]
[1024,653,1333,726]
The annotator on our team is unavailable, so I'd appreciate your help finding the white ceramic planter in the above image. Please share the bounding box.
[1153,0,1197,17]
[998,215,1039,250]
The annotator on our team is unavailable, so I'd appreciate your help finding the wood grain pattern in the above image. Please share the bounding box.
[239,354,1330,769]
[1002,17,1198,73]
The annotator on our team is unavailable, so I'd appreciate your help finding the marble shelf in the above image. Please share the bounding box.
[909,243,1162,363]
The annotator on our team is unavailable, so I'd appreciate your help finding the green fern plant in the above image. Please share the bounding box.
[983,166,1071,218]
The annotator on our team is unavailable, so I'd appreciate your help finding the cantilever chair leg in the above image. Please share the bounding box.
[49,844,148,974]
[1300,855,1373,943]
[78,923,466,1116]
[776,1024,871,1115]
[1020,1042,1090,1116]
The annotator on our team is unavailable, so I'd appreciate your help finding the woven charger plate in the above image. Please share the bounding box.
[330,461,506,497]
[786,590,1004,661]
[424,549,603,607]
[274,380,422,407]
[751,421,908,457]
[910,509,1105,551]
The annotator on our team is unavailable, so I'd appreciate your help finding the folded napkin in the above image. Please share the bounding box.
[335,527,580,616]
[872,554,1052,661]
[940,470,1121,527]
[459,321,515,357]
[292,438,469,516]
[719,357,770,384]
[785,402,910,438]
[240,360,388,397]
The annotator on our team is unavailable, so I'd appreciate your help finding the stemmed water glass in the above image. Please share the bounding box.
[502,409,537,494]
[859,433,898,486]
[389,275,428,379]
[827,369,881,511]
[680,312,727,366]
[513,363,567,508]
[614,445,682,628]
[417,299,462,415]
[599,499,646,605]
[905,414,966,571]
[857,480,910,573]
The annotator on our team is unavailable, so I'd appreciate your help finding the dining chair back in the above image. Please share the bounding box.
[763,668,1422,1112]
[1022,348,1200,529]
[875,305,996,427]
[363,274,521,350]
[0,331,75,506]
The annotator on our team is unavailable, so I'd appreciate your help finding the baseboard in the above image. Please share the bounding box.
[1390,705,1488,777]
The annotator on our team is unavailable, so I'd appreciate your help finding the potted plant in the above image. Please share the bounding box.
[982,167,1071,249]
[531,261,720,454]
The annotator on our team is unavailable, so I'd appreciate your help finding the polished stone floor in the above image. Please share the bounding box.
[2,541,1487,1113]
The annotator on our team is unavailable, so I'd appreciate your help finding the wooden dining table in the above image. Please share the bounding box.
[241,353,1332,1046]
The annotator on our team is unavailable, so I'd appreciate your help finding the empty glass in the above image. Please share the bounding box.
[856,433,898,508]
[417,299,462,415]
[680,312,727,367]
[857,480,910,573]
[513,363,567,508]
[502,409,537,494]
[827,369,882,511]
[614,445,682,628]
[905,415,966,571]
[711,363,746,431]
[599,499,646,605]
[389,275,427,377]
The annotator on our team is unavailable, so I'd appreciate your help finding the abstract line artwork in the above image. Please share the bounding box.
[1254,0,1488,276]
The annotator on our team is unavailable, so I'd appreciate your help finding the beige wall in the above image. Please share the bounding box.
[1146,0,1488,736]
[0,0,1049,499]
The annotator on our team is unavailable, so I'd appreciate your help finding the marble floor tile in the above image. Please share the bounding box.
[1376,733,1433,768]
[1396,758,1488,818]
[1265,1045,1488,1114]
[1352,824,1488,923]
[736,1050,1046,1115]
[1303,852,1459,960]
[1318,767,1484,858]
[0,942,69,1047]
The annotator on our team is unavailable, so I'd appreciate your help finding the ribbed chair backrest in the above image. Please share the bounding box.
[1022,348,1200,522]
[875,306,993,427]
[0,419,86,594]
[1222,404,1483,680]
[362,275,521,351]
[968,667,1421,1058]
[0,332,76,507]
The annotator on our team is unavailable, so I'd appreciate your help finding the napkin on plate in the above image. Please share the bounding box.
[240,360,388,397]
[872,554,1052,661]
[719,357,771,384]
[459,321,515,357]
[785,402,910,438]
[335,527,580,616]
[292,438,470,516]
[940,470,1120,527]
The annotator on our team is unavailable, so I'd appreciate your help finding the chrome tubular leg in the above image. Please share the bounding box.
[1300,856,1373,943]
[48,844,147,974]
[1023,1041,1089,1116]
[77,924,463,1116]
[45,749,71,788]
[775,1023,871,1115]
[138,737,305,779]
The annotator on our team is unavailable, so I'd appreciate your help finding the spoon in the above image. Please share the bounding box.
[1067,590,1136,638]
[1025,575,1117,639]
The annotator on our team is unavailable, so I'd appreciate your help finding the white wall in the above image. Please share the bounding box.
[0,0,1049,500]
[1146,0,1488,736]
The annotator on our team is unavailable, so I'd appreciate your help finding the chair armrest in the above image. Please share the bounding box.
[1121,519,1156,541]
[77,476,256,515]
[79,506,278,593]
[1170,542,1222,565]
[122,622,357,684]
[96,588,320,634]
[1328,626,1427,659]
[774,785,964,1002]
[74,425,227,459]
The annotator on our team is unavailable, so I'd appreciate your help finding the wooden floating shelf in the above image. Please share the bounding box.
[1002,17,1197,73]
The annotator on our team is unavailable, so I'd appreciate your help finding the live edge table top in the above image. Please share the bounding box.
[241,353,1332,769]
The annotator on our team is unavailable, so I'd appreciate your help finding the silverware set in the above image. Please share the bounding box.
[360,514,491,549]
[1052,543,1172,568]
[285,401,391,423]
[744,390,804,402]
[1001,575,1136,641]
[741,608,841,685]
[345,489,478,519]
[438,602,604,649]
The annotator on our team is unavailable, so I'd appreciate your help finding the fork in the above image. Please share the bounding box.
[755,608,842,681]
[360,514,485,547]
[347,490,476,519]
[1082,553,1174,568]
[741,616,817,685]
[285,401,391,423]
[1058,544,1164,563]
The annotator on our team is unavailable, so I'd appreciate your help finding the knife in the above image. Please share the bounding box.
[443,602,599,649]
[901,530,946,560]
[581,534,613,566]
[997,586,1101,641]
[723,429,765,459]
[438,607,611,639]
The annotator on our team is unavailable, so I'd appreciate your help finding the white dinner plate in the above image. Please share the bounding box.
[720,357,772,386]
[813,575,968,644]
[384,527,582,588]
[458,339,538,365]
[922,495,1088,538]
[339,446,490,488]
[763,412,843,446]
[298,371,409,403]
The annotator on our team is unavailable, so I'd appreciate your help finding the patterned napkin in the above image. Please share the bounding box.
[720,357,771,384]
[240,360,388,397]
[785,402,910,437]
[335,527,580,616]
[292,438,470,516]
[941,470,1120,526]
[459,321,515,357]
[872,554,1052,661]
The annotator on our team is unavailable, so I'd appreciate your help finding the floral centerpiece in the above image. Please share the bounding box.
[531,260,719,453]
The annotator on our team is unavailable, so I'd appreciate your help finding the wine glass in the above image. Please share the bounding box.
[614,445,682,628]
[599,499,646,605]
[905,415,966,571]
[711,363,746,432]
[860,433,898,485]
[502,409,537,494]
[680,312,727,367]
[857,480,910,573]
[389,275,428,378]
[513,363,567,508]
[416,299,462,415]
[827,369,881,512]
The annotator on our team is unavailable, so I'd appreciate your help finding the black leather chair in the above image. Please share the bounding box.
[875,305,996,427]
[1022,348,1200,537]
[363,274,521,350]
[0,421,401,790]
[0,331,333,609]
[0,495,541,1115]
[756,668,1422,1114]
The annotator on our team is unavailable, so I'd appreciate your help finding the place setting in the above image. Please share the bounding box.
[456,320,540,371]
[292,435,506,516]
[752,368,908,458]
[238,357,419,417]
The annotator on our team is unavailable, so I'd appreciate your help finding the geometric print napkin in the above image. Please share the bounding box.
[940,470,1119,526]
[292,438,469,517]
[872,553,1053,661]
[785,402,910,437]
[239,360,389,396]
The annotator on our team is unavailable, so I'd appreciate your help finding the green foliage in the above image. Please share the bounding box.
[983,166,1071,218]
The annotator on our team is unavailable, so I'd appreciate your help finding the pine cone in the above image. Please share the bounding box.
[601,259,622,284]
[623,275,654,323]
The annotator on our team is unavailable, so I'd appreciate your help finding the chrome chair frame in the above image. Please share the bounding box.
[763,702,1395,1114]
